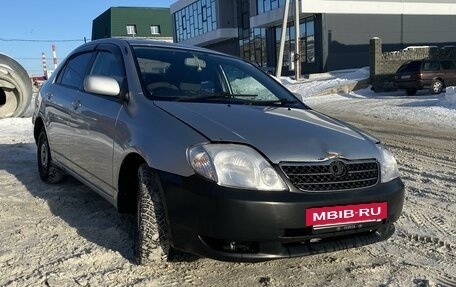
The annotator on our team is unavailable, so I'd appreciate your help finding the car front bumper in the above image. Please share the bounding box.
[159,172,405,261]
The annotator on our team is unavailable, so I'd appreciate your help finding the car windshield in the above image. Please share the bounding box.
[132,45,305,108]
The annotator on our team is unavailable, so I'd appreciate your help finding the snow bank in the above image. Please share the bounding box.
[281,69,455,130]
[284,67,370,99]
[444,86,456,105]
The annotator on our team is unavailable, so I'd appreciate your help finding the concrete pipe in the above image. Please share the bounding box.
[0,53,32,118]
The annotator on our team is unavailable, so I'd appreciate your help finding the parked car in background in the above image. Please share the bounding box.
[394,59,456,95]
[33,38,404,265]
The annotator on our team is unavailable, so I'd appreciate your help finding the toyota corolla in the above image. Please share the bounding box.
[33,38,404,264]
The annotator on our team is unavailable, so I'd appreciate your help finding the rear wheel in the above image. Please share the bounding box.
[134,163,171,265]
[406,88,417,96]
[37,129,64,183]
[431,79,444,94]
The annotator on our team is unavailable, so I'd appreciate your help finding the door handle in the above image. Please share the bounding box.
[72,99,81,110]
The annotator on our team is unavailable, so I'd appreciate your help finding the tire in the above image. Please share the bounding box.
[37,129,64,183]
[431,79,444,94]
[135,163,171,265]
[406,89,417,96]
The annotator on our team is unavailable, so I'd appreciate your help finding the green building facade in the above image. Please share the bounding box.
[92,7,173,41]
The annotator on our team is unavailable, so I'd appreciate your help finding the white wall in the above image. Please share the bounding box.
[301,0,456,15]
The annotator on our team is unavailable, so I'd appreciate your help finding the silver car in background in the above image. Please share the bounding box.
[33,39,404,265]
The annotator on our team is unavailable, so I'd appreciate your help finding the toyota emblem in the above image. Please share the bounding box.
[329,161,347,178]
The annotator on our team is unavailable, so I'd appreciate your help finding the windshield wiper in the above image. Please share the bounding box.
[245,99,300,106]
[175,92,259,102]
[172,93,297,106]
[230,93,259,98]
[175,94,230,102]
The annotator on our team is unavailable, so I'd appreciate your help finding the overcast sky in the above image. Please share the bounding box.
[0,0,175,75]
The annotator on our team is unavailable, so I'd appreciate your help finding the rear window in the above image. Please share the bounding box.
[397,61,421,73]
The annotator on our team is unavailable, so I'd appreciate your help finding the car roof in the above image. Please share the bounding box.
[73,38,232,58]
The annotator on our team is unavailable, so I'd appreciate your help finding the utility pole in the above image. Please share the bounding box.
[276,0,300,80]
[294,0,300,80]
[42,52,47,78]
[276,0,291,78]
[52,45,58,69]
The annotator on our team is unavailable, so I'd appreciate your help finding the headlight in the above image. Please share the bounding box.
[187,144,287,191]
[377,145,400,183]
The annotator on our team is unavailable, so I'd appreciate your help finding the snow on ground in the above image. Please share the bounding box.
[283,67,370,97]
[304,89,455,131]
[285,68,455,131]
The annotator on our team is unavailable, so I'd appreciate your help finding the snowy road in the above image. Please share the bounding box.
[1,94,455,286]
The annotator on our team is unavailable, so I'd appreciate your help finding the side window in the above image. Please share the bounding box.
[422,61,441,71]
[441,60,456,70]
[59,52,93,90]
[90,50,125,86]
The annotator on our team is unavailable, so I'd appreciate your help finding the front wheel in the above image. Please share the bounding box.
[134,163,171,265]
[37,129,64,183]
[431,79,444,94]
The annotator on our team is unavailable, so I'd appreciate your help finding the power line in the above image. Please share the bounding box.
[0,38,86,43]
[14,57,64,60]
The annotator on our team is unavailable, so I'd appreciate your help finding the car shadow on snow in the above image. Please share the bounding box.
[396,99,441,108]
[0,142,136,263]
[342,89,454,110]
[397,98,456,109]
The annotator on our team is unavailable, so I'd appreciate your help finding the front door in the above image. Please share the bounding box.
[69,45,126,196]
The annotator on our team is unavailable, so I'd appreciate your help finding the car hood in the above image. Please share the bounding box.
[155,102,380,163]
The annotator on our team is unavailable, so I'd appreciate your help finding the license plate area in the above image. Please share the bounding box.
[305,202,388,229]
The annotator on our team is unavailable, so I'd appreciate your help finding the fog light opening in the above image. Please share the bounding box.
[221,240,258,253]
[201,236,260,254]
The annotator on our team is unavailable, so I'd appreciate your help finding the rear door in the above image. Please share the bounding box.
[69,44,126,196]
[422,60,444,85]
[441,60,456,86]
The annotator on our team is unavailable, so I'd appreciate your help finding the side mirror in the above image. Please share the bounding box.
[0,89,6,105]
[84,75,120,96]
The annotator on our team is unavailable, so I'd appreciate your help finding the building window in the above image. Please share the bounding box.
[274,15,315,68]
[237,0,267,67]
[275,23,293,68]
[173,0,217,42]
[257,0,285,15]
[300,17,315,64]
[239,28,267,66]
[151,25,161,35]
[126,25,137,36]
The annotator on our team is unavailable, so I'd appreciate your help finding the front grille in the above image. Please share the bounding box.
[280,159,379,192]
